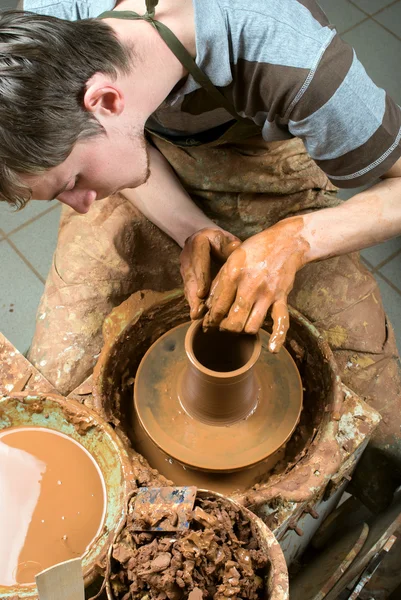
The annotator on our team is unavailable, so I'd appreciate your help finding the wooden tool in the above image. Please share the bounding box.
[35,558,84,600]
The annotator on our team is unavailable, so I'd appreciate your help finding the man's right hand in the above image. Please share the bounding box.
[180,227,241,319]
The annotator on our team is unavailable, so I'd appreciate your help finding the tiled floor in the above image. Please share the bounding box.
[0,0,400,356]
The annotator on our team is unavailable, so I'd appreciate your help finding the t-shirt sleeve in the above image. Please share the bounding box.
[23,0,115,20]
[287,33,401,188]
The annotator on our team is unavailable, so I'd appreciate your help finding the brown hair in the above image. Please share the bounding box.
[0,10,132,208]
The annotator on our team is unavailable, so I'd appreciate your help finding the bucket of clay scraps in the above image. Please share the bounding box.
[0,393,135,599]
[105,489,289,600]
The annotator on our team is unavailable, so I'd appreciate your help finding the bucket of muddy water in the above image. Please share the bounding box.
[0,393,134,599]
[106,489,289,600]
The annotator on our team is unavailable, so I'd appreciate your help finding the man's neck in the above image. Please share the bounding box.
[106,0,195,119]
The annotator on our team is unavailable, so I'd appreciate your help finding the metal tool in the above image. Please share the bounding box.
[131,486,197,532]
[35,558,84,600]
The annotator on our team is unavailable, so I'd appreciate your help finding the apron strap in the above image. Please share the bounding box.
[97,8,250,124]
[145,0,158,18]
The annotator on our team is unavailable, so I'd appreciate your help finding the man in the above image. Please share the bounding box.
[2,0,401,508]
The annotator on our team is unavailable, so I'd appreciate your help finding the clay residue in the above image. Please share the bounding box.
[109,495,269,599]
[62,405,95,436]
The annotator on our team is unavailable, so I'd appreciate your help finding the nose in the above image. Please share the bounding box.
[57,189,96,214]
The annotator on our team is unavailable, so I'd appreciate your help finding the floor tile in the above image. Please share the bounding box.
[318,0,366,33]
[378,251,401,291]
[337,184,373,201]
[351,0,396,15]
[342,18,401,104]
[375,273,401,352]
[0,239,44,354]
[374,1,401,39]
[0,0,19,7]
[0,200,57,235]
[361,237,401,267]
[10,206,61,280]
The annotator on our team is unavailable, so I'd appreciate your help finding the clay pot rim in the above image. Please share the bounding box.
[185,319,262,379]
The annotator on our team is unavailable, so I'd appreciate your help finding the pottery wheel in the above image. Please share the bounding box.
[134,323,303,472]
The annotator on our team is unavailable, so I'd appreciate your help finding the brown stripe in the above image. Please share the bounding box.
[316,94,401,181]
[181,59,309,121]
[325,144,401,188]
[295,0,331,27]
[290,35,354,121]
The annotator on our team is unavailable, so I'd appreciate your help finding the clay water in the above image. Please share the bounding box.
[0,427,106,586]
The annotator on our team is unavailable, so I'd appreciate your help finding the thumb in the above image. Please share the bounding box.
[210,230,241,261]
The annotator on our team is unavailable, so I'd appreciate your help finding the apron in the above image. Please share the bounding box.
[28,0,401,511]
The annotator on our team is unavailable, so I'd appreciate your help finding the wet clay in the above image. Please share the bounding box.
[181,321,261,424]
[133,321,303,491]
[0,427,106,586]
[203,217,310,353]
[180,227,241,321]
[110,494,269,599]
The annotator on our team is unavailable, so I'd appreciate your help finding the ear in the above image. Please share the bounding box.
[83,72,125,119]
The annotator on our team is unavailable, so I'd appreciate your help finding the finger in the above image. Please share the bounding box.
[219,283,255,333]
[244,294,273,334]
[180,254,206,319]
[269,299,290,353]
[206,268,238,327]
[191,236,212,298]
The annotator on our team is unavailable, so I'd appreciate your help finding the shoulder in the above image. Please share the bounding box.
[23,0,116,20]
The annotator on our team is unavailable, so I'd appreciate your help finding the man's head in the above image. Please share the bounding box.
[0,11,150,213]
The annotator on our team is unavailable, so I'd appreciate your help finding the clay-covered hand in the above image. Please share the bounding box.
[204,218,309,352]
[180,227,241,320]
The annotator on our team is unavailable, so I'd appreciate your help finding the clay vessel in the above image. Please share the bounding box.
[179,320,261,424]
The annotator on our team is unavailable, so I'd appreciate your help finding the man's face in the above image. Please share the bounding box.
[22,127,150,214]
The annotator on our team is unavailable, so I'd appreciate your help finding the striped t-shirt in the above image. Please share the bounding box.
[25,0,401,188]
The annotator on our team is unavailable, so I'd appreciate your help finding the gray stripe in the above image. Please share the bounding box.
[221,1,334,69]
[294,0,331,27]
[289,51,386,160]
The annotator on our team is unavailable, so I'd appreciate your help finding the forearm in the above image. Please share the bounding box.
[302,177,401,263]
[121,144,217,247]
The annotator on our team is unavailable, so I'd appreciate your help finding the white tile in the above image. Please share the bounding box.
[351,0,396,15]
[0,200,56,234]
[342,19,401,104]
[361,237,401,268]
[10,206,61,280]
[375,273,401,352]
[318,0,366,33]
[379,251,401,291]
[374,2,401,39]
[0,239,44,354]
[0,0,19,7]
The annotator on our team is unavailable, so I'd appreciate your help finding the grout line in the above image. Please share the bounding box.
[375,270,401,296]
[348,0,400,18]
[371,16,401,42]
[4,238,46,285]
[4,203,59,237]
[371,247,401,273]
[360,255,374,271]
[339,16,369,36]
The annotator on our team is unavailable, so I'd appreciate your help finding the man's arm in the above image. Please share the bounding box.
[122,143,240,318]
[121,143,217,247]
[203,159,401,351]
[303,157,401,263]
